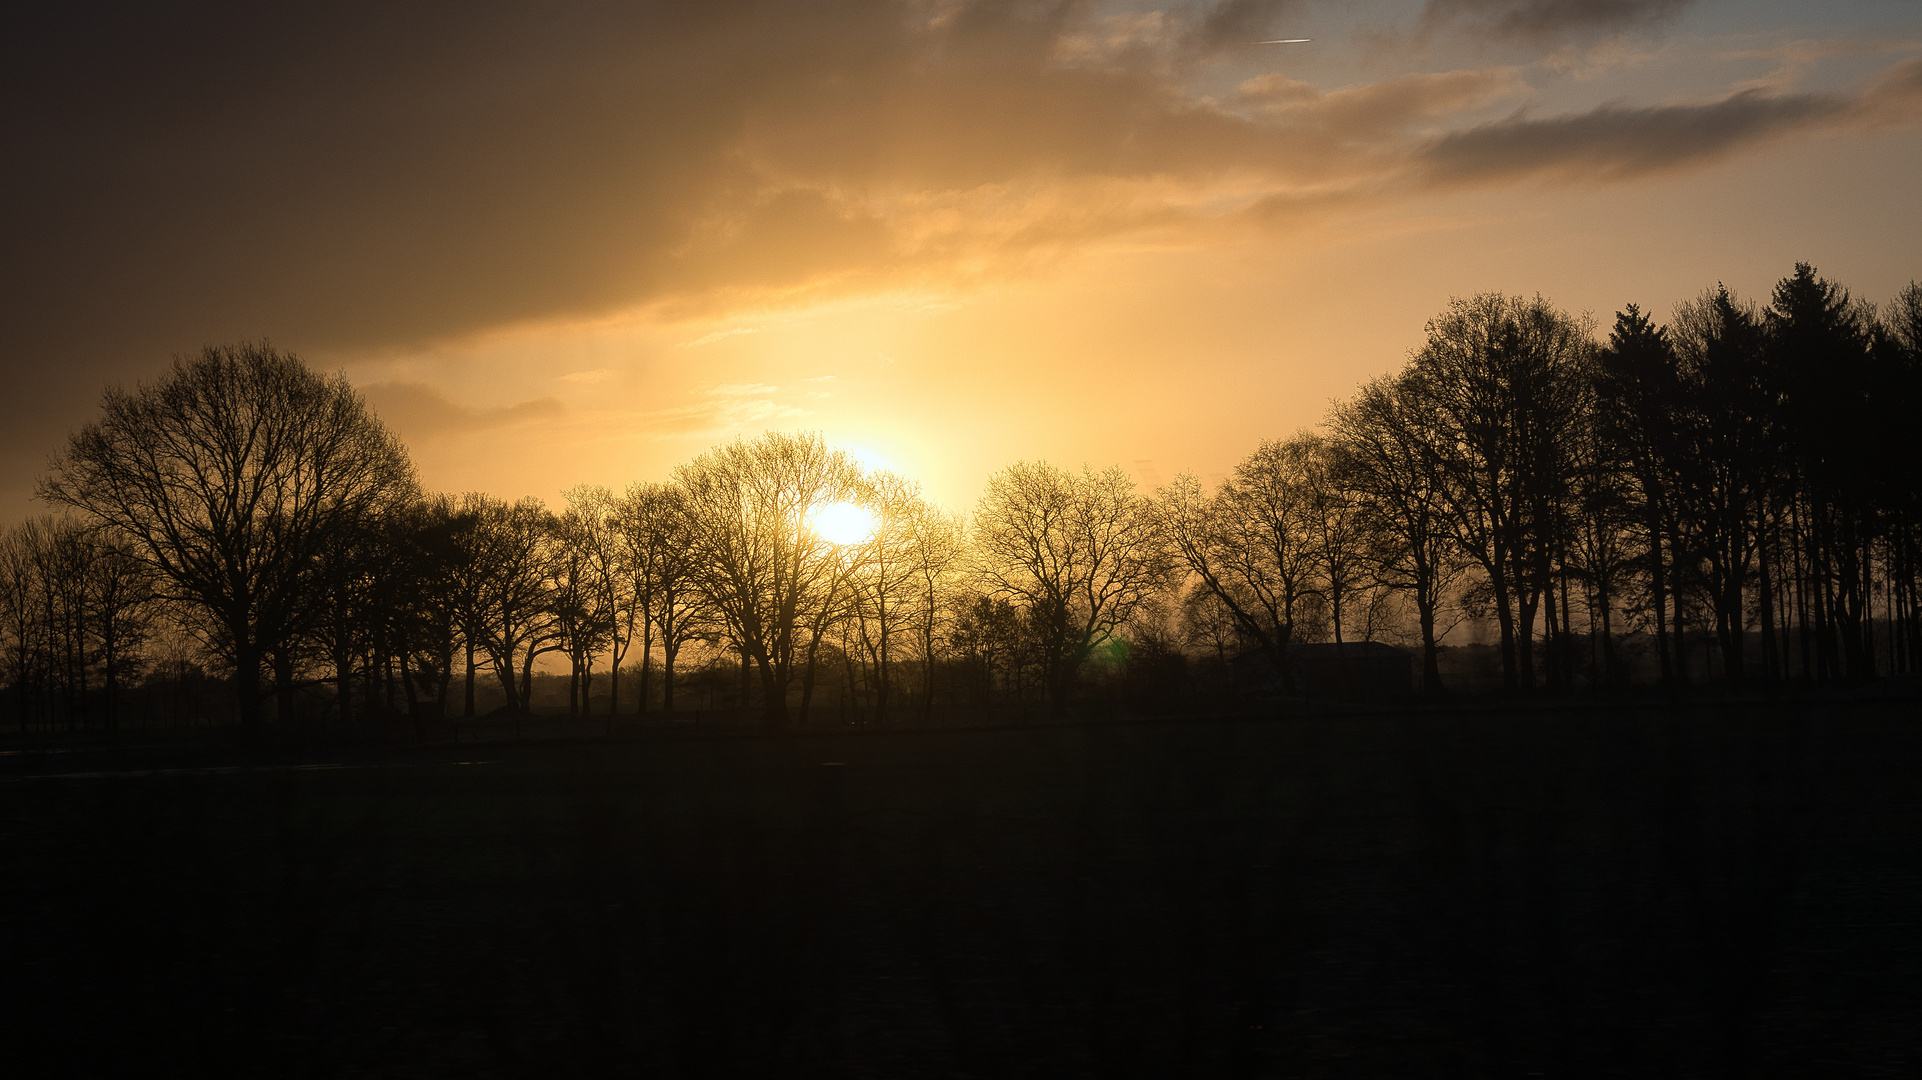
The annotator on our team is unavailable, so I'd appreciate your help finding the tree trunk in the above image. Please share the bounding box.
[757,650,788,728]
[637,618,653,716]
[1670,520,1690,685]
[496,654,518,716]
[464,638,476,717]
[336,641,354,729]
[400,651,421,739]
[663,640,678,713]
[1417,597,1443,695]
[235,635,263,729]
[609,643,622,719]
[798,638,822,727]
[1490,566,1519,691]
[1720,572,1744,685]
[274,649,296,726]
[519,649,537,713]
[1648,501,1670,683]
[1758,518,1779,683]
[1515,576,1539,691]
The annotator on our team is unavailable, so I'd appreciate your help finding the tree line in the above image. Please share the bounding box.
[4,264,1919,733]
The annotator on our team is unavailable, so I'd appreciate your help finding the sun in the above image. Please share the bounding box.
[810,500,876,546]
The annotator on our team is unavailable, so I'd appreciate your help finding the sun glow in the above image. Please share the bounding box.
[810,500,876,546]
[838,443,900,476]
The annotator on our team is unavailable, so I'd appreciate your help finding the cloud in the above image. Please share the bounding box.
[1424,59,1922,183]
[2,0,1916,411]
[559,368,612,384]
[677,326,763,348]
[1184,0,1307,57]
[1240,68,1527,133]
[362,381,564,438]
[630,383,809,440]
[1052,11,1178,69]
[708,383,784,398]
[1420,0,1694,42]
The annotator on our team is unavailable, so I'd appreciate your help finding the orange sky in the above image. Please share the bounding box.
[4,1,1920,518]
[336,127,1922,514]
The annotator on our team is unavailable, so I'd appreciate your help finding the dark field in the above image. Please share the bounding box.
[3,701,1919,1078]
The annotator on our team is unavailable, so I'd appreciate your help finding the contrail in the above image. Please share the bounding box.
[1255,39,1311,43]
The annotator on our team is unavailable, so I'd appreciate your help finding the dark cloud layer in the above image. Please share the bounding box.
[1420,0,1693,41]
[1425,58,1922,182]
[2,2,1238,361]
[1185,0,1305,54]
[1426,89,1839,181]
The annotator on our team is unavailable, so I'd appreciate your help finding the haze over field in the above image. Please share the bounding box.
[5,0,1920,514]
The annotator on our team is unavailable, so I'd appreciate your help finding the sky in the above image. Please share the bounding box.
[4,0,1920,517]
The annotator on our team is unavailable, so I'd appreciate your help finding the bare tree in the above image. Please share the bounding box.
[841,471,951,722]
[0,525,35,730]
[561,486,636,720]
[1296,433,1370,663]
[1162,440,1323,693]
[550,494,618,716]
[86,530,159,731]
[1887,281,1922,356]
[1329,374,1466,692]
[1563,383,1638,688]
[1407,295,1591,689]
[392,497,470,725]
[674,432,860,727]
[468,495,559,720]
[974,462,1173,713]
[41,343,415,727]
[904,499,966,720]
[0,517,159,733]
[618,481,714,715]
[947,593,1028,707]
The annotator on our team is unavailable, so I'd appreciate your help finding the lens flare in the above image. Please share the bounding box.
[810,501,876,546]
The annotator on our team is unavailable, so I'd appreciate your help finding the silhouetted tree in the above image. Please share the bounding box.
[1329,373,1466,692]
[1162,441,1323,693]
[0,517,161,733]
[41,344,414,728]
[1563,375,1637,687]
[842,472,948,722]
[675,432,860,727]
[617,481,714,714]
[974,462,1172,714]
[0,526,35,729]
[1595,303,1684,682]
[549,497,617,716]
[1767,264,1880,680]
[386,497,469,724]
[1297,432,1370,684]
[22,265,1922,727]
[1876,283,1922,671]
[1662,285,1775,683]
[947,594,1031,706]
[468,495,559,719]
[903,499,966,719]
[562,486,634,719]
[1407,294,1590,689]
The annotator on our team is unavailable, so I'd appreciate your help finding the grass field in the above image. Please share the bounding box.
[3,699,1918,1078]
